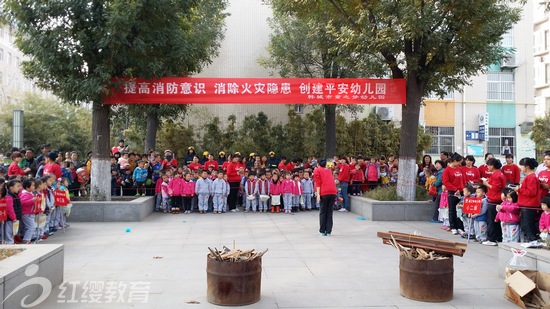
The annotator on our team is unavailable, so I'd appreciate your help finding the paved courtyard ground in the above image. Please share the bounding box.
[38,210,517,309]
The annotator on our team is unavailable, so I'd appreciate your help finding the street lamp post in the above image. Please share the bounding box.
[12,109,24,149]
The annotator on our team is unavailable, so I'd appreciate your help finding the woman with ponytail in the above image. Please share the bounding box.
[515,158,541,242]
[442,153,466,235]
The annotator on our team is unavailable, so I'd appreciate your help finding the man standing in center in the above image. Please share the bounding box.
[314,159,338,236]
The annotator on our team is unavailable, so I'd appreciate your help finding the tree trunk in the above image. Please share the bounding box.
[145,105,159,152]
[396,75,423,201]
[325,104,337,158]
[90,101,111,201]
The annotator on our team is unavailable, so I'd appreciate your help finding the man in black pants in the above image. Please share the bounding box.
[314,159,338,236]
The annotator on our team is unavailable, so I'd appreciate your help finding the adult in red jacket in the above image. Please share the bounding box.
[482,158,506,245]
[337,156,351,212]
[203,154,219,171]
[8,152,29,177]
[43,152,62,179]
[226,154,242,211]
[478,153,495,179]
[277,156,293,171]
[502,154,521,185]
[461,155,480,185]
[515,157,542,242]
[187,156,202,171]
[539,153,550,199]
[442,153,465,234]
[161,150,178,170]
[314,159,338,236]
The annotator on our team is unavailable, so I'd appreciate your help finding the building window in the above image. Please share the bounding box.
[487,72,514,102]
[0,48,3,62]
[7,52,11,65]
[425,126,455,154]
[294,104,304,114]
[501,29,514,48]
[546,30,550,51]
[488,127,516,156]
[546,64,550,84]
[425,91,454,100]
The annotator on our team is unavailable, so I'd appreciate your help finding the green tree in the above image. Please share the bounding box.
[302,109,326,157]
[0,94,92,153]
[269,123,287,157]
[260,2,383,157]
[223,115,238,152]
[343,112,431,161]
[284,110,306,158]
[531,114,550,158]
[157,120,196,161]
[277,0,522,200]
[3,0,227,200]
[127,0,228,152]
[202,117,225,154]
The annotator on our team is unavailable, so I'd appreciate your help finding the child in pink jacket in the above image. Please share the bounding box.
[496,189,520,243]
[154,172,164,212]
[20,178,37,243]
[169,173,184,213]
[181,173,195,214]
[292,174,303,211]
[539,197,550,238]
[270,173,282,213]
[281,173,295,214]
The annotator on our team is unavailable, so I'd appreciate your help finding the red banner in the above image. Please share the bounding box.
[54,190,68,206]
[34,195,43,214]
[463,197,483,215]
[0,198,6,221]
[104,77,406,105]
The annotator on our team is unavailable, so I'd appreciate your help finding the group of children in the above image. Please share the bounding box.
[154,167,318,215]
[0,174,72,244]
[439,184,550,244]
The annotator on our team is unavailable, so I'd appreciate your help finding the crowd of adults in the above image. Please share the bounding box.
[428,150,550,245]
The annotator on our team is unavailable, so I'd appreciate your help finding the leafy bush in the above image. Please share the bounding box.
[365,185,430,201]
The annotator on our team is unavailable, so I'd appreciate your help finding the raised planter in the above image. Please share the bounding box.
[350,196,434,221]
[68,196,154,222]
[497,243,550,278]
[0,244,64,309]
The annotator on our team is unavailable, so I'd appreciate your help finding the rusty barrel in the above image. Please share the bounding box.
[206,256,262,306]
[399,255,454,302]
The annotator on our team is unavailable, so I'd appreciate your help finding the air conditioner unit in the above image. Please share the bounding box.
[519,121,534,134]
[376,106,394,121]
[501,53,518,68]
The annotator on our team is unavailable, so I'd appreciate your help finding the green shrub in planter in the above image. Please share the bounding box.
[364,186,430,201]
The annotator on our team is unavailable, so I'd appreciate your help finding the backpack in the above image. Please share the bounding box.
[62,168,73,185]
[367,164,379,182]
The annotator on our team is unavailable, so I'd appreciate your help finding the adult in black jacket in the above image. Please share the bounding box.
[184,147,196,166]
[266,151,279,169]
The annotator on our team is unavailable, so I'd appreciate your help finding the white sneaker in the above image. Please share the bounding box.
[451,229,458,235]
[230,209,237,213]
[482,241,497,246]
[338,208,348,212]
[458,229,465,235]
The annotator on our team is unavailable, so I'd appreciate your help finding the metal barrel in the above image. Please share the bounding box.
[206,256,262,306]
[399,255,454,302]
